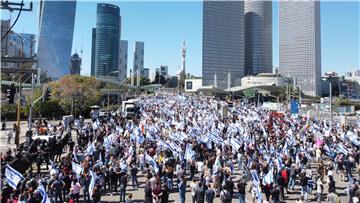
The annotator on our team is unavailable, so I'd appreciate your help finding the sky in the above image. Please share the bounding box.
[3,0,360,77]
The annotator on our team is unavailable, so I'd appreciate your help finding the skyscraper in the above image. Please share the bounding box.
[37,0,76,79]
[245,1,272,75]
[95,3,120,77]
[91,28,96,76]
[202,1,245,89]
[279,1,321,96]
[133,41,144,77]
[118,40,128,81]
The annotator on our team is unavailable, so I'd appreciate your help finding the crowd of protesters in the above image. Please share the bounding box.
[1,93,360,203]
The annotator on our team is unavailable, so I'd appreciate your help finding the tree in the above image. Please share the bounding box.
[50,75,102,115]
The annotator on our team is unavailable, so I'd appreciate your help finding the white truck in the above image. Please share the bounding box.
[122,99,138,119]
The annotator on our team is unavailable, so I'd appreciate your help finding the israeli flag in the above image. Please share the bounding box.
[72,162,83,177]
[103,135,112,150]
[185,144,195,161]
[230,137,241,151]
[250,170,260,184]
[338,144,350,155]
[86,142,95,156]
[145,154,159,173]
[5,165,23,189]
[277,157,284,169]
[89,170,98,200]
[37,183,50,203]
[263,168,274,184]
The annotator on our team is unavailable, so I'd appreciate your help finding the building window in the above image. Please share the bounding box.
[186,81,192,90]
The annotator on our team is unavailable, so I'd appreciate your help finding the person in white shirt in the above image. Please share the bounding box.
[190,178,198,203]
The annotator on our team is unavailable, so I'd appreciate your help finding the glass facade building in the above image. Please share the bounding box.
[279,1,321,96]
[91,28,96,76]
[118,40,128,81]
[37,0,76,79]
[245,1,272,75]
[133,41,144,77]
[202,1,245,89]
[95,3,120,77]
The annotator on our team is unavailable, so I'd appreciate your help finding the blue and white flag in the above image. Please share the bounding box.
[86,142,96,156]
[145,154,159,173]
[250,170,260,184]
[37,183,50,203]
[5,165,23,189]
[263,168,274,184]
[137,134,145,144]
[338,144,350,155]
[277,157,284,169]
[230,137,241,151]
[103,135,112,150]
[89,170,98,200]
[185,144,195,161]
[72,162,83,177]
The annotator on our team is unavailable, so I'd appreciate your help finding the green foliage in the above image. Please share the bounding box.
[1,103,17,120]
[50,75,102,115]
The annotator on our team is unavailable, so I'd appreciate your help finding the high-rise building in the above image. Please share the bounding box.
[143,68,150,79]
[91,28,96,76]
[37,0,76,79]
[70,53,81,75]
[279,1,321,96]
[95,3,120,77]
[118,40,128,81]
[202,1,245,89]
[245,1,272,75]
[133,41,144,77]
[160,66,168,76]
[1,20,10,57]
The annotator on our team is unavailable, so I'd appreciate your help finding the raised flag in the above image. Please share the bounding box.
[89,170,98,200]
[37,183,50,203]
[5,165,24,189]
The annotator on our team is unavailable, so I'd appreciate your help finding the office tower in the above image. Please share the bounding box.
[70,53,81,75]
[133,41,144,77]
[37,0,76,79]
[202,0,245,89]
[143,68,149,79]
[118,40,128,81]
[95,3,120,77]
[91,28,96,76]
[1,20,10,56]
[279,1,321,96]
[160,66,168,76]
[245,0,272,75]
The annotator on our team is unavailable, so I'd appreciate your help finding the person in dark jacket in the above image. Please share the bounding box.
[195,182,205,203]
[237,179,246,203]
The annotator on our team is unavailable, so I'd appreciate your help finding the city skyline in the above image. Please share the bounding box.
[4,1,360,77]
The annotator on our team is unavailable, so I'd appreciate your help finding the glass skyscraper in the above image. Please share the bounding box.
[279,0,321,96]
[245,1,272,75]
[37,0,76,79]
[202,0,245,89]
[95,3,120,77]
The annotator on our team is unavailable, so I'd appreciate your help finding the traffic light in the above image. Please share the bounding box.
[43,87,51,102]
[5,84,15,104]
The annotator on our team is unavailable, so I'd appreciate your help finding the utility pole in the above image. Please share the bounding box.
[14,33,24,146]
[28,73,35,130]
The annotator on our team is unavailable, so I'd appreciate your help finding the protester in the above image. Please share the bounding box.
[2,93,360,203]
